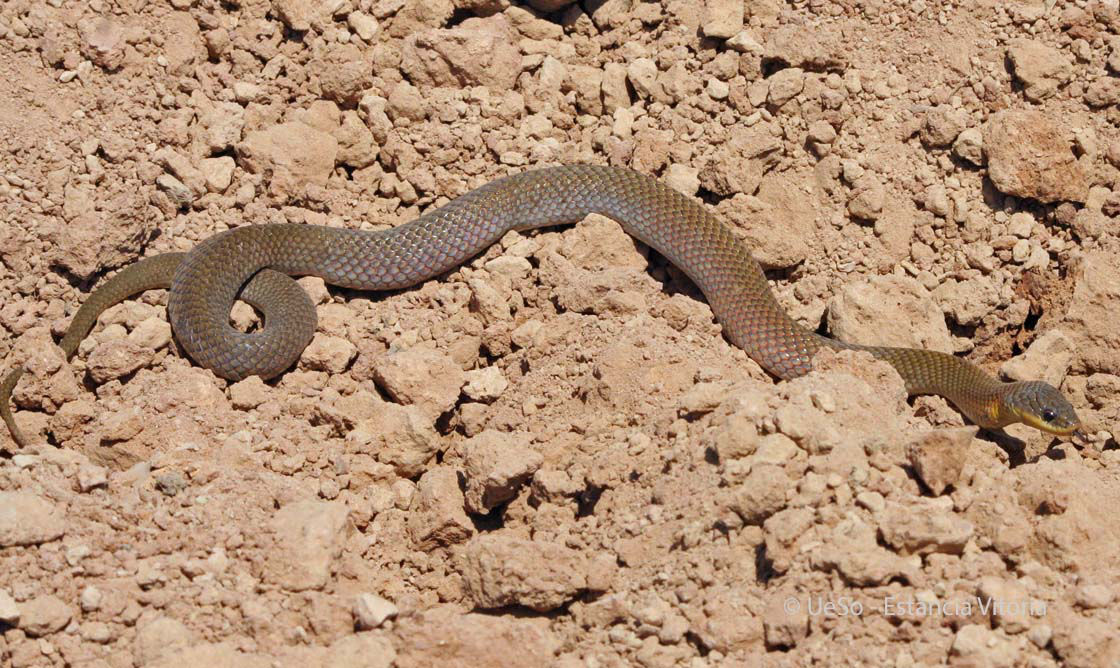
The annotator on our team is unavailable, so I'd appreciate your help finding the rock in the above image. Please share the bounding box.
[135,616,193,666]
[531,468,583,502]
[828,274,954,353]
[549,261,645,317]
[716,175,815,268]
[1074,583,1114,609]
[984,110,1089,203]
[50,204,152,281]
[286,97,338,132]
[765,24,845,71]
[810,518,915,586]
[856,491,885,513]
[627,58,663,101]
[271,0,340,31]
[762,509,814,577]
[461,430,543,513]
[953,127,984,165]
[906,427,975,495]
[79,620,109,644]
[162,12,202,75]
[767,67,805,107]
[400,16,521,89]
[86,338,155,383]
[156,174,194,208]
[461,366,508,402]
[1065,252,1120,375]
[693,587,765,654]
[128,316,173,351]
[879,501,973,555]
[335,111,378,168]
[79,18,125,70]
[1027,624,1053,649]
[601,62,630,112]
[198,102,245,153]
[0,492,66,546]
[559,215,646,273]
[1084,77,1120,107]
[1110,38,1120,73]
[229,376,270,409]
[408,467,474,549]
[701,0,743,39]
[353,594,398,630]
[394,605,559,668]
[371,346,465,420]
[232,81,263,103]
[806,119,837,155]
[729,464,791,525]
[510,319,543,349]
[727,29,764,54]
[92,416,146,459]
[583,0,634,29]
[301,334,357,373]
[933,275,1001,327]
[1050,609,1120,668]
[678,381,727,415]
[977,577,1034,633]
[236,122,338,200]
[484,256,532,281]
[924,184,951,217]
[387,82,427,122]
[461,533,586,611]
[0,590,19,625]
[664,163,700,196]
[920,106,968,147]
[707,399,765,462]
[347,11,379,40]
[317,44,374,106]
[847,176,885,221]
[569,64,605,116]
[198,157,235,193]
[17,595,70,637]
[1007,38,1072,102]
[1071,207,1109,240]
[951,625,1019,668]
[262,501,350,591]
[468,277,512,324]
[347,402,439,477]
[386,0,454,37]
[753,432,801,464]
[1000,328,1075,387]
[763,591,808,648]
[154,148,207,196]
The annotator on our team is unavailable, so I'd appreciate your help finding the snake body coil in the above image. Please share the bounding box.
[1,165,1081,446]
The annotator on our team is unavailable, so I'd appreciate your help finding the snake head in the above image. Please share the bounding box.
[1001,380,1082,437]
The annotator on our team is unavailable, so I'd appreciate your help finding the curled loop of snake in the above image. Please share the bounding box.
[1,165,1081,448]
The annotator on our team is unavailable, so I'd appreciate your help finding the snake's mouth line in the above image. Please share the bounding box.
[1021,416,1083,439]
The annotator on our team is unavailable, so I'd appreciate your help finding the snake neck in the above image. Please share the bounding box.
[827,341,1008,428]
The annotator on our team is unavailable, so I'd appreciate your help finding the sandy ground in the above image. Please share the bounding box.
[1,0,1120,666]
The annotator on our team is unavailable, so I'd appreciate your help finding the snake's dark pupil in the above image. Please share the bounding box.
[1042,409,1056,422]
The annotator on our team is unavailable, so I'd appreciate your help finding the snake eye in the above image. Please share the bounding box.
[1041,408,1057,422]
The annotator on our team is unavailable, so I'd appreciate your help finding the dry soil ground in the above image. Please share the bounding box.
[1,0,1120,666]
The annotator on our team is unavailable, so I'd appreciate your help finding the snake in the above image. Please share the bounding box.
[1,165,1082,448]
